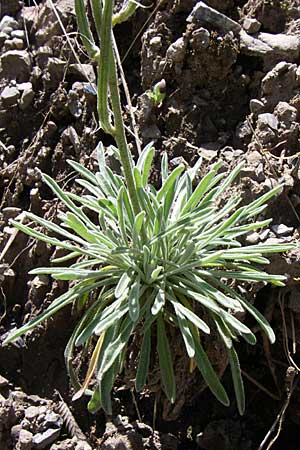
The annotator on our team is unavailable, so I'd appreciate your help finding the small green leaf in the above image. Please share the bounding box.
[151,288,165,316]
[128,277,140,322]
[115,271,132,299]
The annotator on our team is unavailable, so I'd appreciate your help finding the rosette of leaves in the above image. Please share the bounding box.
[4,143,292,415]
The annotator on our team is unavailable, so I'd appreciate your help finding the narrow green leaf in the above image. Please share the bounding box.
[191,328,230,406]
[136,327,151,392]
[157,314,176,403]
[228,346,245,415]
[115,271,131,298]
[151,288,165,316]
[157,164,185,202]
[128,277,140,322]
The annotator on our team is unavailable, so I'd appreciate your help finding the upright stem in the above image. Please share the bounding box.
[108,41,140,215]
[76,0,141,215]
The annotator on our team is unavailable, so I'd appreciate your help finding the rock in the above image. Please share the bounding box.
[187,1,241,33]
[25,405,40,420]
[259,229,270,241]
[243,17,261,34]
[258,33,300,60]
[257,113,278,130]
[0,15,19,32]
[32,429,61,449]
[11,424,22,441]
[12,37,24,49]
[11,29,25,40]
[271,224,293,237]
[246,232,260,244]
[19,85,35,110]
[0,85,20,106]
[0,374,9,387]
[0,50,31,82]
[47,57,66,81]
[68,64,96,82]
[18,429,33,450]
[166,37,186,64]
[191,27,210,49]
[249,99,264,115]
[274,102,297,126]
[75,441,92,450]
[240,31,300,63]
[43,411,63,429]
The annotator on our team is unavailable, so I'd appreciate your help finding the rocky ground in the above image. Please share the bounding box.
[1,0,300,449]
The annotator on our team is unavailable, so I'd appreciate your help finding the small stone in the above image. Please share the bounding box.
[243,17,261,34]
[11,424,22,441]
[1,85,20,106]
[43,411,63,429]
[274,101,297,125]
[2,26,13,35]
[12,37,24,49]
[246,232,260,244]
[68,64,96,82]
[18,429,33,450]
[0,16,19,32]
[257,113,278,130]
[191,27,210,49]
[271,224,293,237]
[32,428,61,449]
[11,29,25,40]
[149,36,161,48]
[1,50,32,82]
[250,98,264,115]
[19,86,35,110]
[25,405,40,420]
[0,374,9,387]
[166,37,186,64]
[75,441,92,450]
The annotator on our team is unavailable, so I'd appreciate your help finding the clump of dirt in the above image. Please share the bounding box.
[1,1,300,449]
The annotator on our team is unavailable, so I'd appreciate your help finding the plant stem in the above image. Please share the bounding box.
[108,41,141,215]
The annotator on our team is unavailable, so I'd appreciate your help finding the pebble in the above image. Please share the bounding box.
[166,37,186,64]
[43,411,63,429]
[25,405,40,420]
[271,224,293,237]
[68,64,96,82]
[245,232,260,244]
[250,98,264,115]
[149,36,162,48]
[11,29,25,40]
[191,27,210,49]
[19,86,35,110]
[18,429,33,450]
[257,113,278,130]
[0,15,19,31]
[1,50,32,82]
[11,424,22,441]
[259,229,270,241]
[0,85,20,106]
[12,37,24,49]
[33,428,61,449]
[243,17,261,34]
[0,374,9,387]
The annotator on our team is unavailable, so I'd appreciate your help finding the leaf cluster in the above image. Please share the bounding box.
[4,144,292,415]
